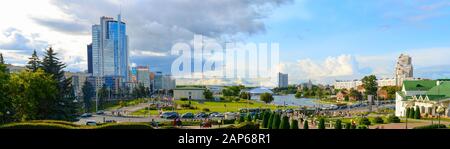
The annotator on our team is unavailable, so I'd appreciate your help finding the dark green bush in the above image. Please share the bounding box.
[202,108,210,112]
[344,122,351,129]
[413,124,447,129]
[290,119,299,129]
[318,118,325,129]
[357,125,368,129]
[387,115,401,123]
[372,117,384,124]
[303,120,309,129]
[236,122,259,129]
[279,116,290,129]
[334,119,342,129]
[359,117,371,125]
[180,97,188,101]
[271,113,281,129]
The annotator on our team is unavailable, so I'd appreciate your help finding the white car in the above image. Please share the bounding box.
[224,112,237,120]
[86,120,97,126]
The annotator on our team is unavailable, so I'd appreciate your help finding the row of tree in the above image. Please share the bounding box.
[260,111,303,129]
[406,106,421,119]
[0,48,78,124]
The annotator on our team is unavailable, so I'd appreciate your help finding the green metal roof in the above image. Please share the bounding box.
[427,82,450,97]
[403,80,437,91]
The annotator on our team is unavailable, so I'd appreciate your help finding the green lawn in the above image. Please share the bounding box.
[131,100,296,116]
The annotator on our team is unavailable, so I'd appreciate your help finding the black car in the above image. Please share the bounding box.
[196,112,209,118]
[160,112,179,119]
[181,113,195,119]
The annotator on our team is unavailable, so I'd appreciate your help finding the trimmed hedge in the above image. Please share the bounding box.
[96,123,154,129]
[28,120,81,127]
[413,124,447,129]
[0,122,75,129]
[236,122,260,129]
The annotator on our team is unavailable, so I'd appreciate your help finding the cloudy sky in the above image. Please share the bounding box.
[0,0,449,85]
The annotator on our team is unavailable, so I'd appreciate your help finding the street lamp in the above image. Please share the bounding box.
[405,102,414,129]
[436,104,446,126]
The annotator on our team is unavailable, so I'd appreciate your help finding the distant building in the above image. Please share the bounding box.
[278,72,288,88]
[153,71,176,90]
[64,72,90,98]
[87,43,93,74]
[395,54,413,86]
[173,87,205,100]
[136,66,151,88]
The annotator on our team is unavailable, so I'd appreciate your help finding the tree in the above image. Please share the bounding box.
[409,107,415,119]
[267,112,274,129]
[362,75,378,98]
[262,111,271,128]
[81,80,94,113]
[40,47,78,120]
[406,107,411,118]
[414,106,421,119]
[246,113,252,122]
[335,119,342,129]
[279,116,290,129]
[295,91,302,98]
[318,118,326,129]
[271,113,281,129]
[290,119,299,129]
[260,93,274,104]
[303,120,309,129]
[97,84,108,110]
[344,122,351,129]
[26,50,40,72]
[0,63,13,123]
[387,115,401,123]
[9,70,58,121]
[204,89,214,100]
[359,117,371,125]
[0,53,4,64]
[239,91,251,100]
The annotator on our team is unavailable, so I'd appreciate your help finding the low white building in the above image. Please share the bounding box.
[173,87,205,100]
[395,80,450,117]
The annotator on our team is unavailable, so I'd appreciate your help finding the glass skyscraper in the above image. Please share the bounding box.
[89,14,129,84]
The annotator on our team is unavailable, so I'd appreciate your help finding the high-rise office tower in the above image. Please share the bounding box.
[89,14,129,83]
[278,72,288,88]
[395,54,413,86]
[87,43,93,74]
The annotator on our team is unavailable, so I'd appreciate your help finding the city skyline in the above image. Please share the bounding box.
[0,0,449,85]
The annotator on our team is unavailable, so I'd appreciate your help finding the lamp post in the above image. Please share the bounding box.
[436,104,446,126]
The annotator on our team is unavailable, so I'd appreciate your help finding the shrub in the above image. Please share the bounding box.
[387,115,401,123]
[267,112,274,129]
[162,106,173,111]
[414,106,421,119]
[246,113,252,122]
[303,120,309,129]
[202,108,210,112]
[238,115,245,123]
[263,111,272,128]
[28,120,81,127]
[290,119,299,129]
[372,117,384,124]
[96,123,154,129]
[279,116,290,129]
[180,97,188,101]
[222,119,235,125]
[271,113,281,129]
[406,107,411,118]
[409,107,415,119]
[236,122,260,129]
[334,119,342,129]
[359,117,371,126]
[357,125,368,129]
[344,122,351,129]
[180,104,191,108]
[318,118,325,129]
[413,124,446,129]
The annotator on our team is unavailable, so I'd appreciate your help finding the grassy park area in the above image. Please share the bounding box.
[131,100,297,116]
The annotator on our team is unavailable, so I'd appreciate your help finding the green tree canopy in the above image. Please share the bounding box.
[279,115,290,129]
[260,93,274,104]
[26,50,40,72]
[362,75,378,97]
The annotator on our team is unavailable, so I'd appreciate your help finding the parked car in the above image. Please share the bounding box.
[86,120,97,126]
[181,113,195,119]
[104,120,116,123]
[96,110,105,115]
[81,113,92,118]
[196,112,209,118]
[284,109,294,113]
[160,112,179,119]
[209,112,220,118]
[224,112,237,120]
